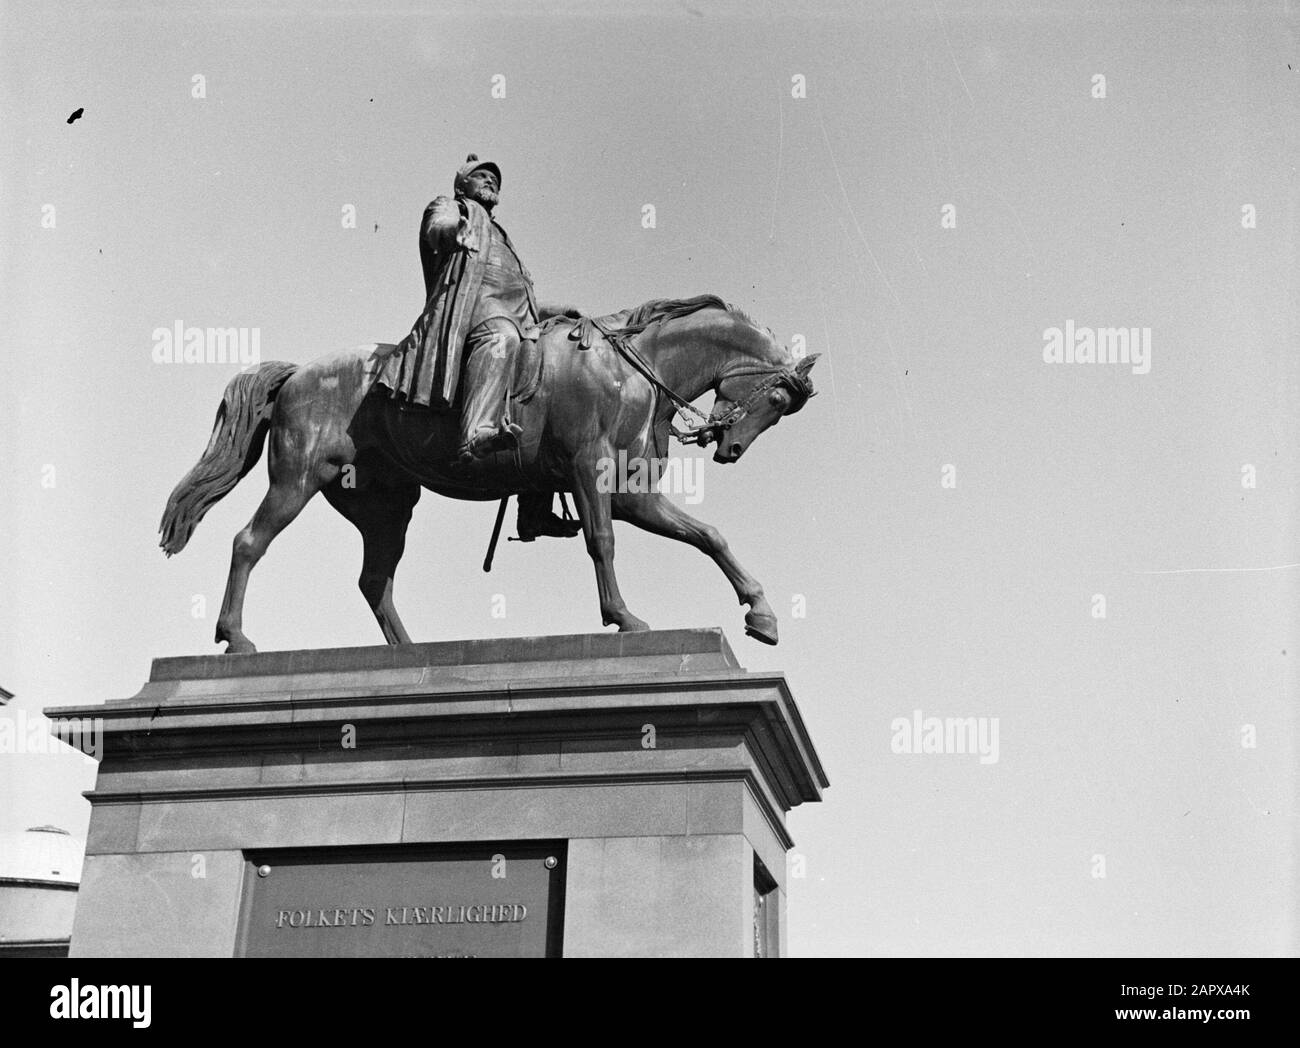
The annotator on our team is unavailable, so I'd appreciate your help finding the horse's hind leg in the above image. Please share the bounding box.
[611,491,779,645]
[322,468,420,645]
[214,439,342,653]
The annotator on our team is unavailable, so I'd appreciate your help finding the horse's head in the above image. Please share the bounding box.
[708,345,820,464]
[608,297,820,463]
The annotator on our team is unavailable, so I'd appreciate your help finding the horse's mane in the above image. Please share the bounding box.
[605,294,762,337]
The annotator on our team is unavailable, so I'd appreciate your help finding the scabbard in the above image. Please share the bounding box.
[482,497,510,572]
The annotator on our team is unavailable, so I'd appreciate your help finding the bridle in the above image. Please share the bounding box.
[587,315,815,448]
[683,363,815,446]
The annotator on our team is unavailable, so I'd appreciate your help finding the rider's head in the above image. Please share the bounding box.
[454,154,501,210]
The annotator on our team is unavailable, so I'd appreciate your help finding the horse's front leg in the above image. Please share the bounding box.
[571,447,649,633]
[611,491,778,645]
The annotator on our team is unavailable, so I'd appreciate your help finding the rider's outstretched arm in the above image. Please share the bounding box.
[419,196,463,299]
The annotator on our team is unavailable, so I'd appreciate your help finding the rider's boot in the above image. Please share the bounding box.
[516,493,582,541]
[459,422,523,463]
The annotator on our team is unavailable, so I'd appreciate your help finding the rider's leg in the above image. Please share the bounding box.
[458,318,523,460]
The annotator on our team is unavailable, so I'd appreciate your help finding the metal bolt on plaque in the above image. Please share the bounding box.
[544,856,558,869]
[257,865,272,878]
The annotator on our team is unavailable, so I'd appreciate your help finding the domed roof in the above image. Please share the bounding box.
[0,825,83,884]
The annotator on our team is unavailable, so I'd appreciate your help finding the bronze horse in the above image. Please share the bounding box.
[159,296,818,653]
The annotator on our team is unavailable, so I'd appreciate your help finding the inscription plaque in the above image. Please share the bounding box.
[236,842,565,958]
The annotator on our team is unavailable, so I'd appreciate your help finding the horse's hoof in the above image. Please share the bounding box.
[744,611,779,645]
[617,618,651,633]
[221,637,257,655]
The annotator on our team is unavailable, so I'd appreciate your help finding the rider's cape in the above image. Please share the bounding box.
[377,195,533,411]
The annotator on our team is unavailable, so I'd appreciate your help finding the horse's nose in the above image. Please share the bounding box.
[713,441,744,464]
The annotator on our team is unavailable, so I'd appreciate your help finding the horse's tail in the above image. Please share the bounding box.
[158,361,299,556]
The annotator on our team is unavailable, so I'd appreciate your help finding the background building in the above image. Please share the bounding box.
[0,825,83,957]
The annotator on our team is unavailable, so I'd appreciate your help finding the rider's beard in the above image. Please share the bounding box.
[468,186,499,210]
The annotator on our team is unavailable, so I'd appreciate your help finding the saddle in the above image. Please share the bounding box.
[368,318,570,411]
[508,310,628,405]
[563,308,637,351]
[370,309,653,412]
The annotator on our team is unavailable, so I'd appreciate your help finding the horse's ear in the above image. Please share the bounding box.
[795,353,820,375]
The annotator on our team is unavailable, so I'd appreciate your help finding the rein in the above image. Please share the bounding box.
[585,315,811,448]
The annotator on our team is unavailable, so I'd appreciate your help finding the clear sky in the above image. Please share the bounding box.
[1,0,1295,956]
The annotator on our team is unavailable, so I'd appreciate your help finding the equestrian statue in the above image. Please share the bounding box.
[159,153,819,653]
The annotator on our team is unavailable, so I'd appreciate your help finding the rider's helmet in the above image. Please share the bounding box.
[454,154,502,196]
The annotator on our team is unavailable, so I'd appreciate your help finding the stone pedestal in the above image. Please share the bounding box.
[50,629,827,958]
